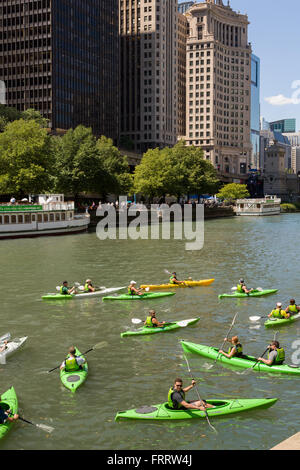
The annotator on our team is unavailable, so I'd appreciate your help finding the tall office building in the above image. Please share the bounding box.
[291,147,300,175]
[283,131,300,147]
[0,0,119,140]
[184,0,252,179]
[119,0,178,153]
[250,53,260,170]
[177,10,188,138]
[178,1,196,14]
[270,119,296,134]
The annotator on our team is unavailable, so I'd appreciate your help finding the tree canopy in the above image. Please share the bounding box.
[217,183,250,201]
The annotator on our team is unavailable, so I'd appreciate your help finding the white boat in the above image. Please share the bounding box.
[0,194,90,239]
[0,336,28,364]
[235,195,281,216]
[42,286,126,300]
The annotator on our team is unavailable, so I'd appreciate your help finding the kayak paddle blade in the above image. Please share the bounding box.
[132,318,143,324]
[249,316,261,322]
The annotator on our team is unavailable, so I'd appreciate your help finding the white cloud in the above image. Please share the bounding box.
[264,94,298,106]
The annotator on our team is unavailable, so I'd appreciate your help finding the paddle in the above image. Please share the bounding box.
[8,413,54,433]
[47,341,108,373]
[238,331,279,376]
[164,269,191,288]
[214,313,238,365]
[249,315,268,322]
[182,353,217,434]
[131,318,190,327]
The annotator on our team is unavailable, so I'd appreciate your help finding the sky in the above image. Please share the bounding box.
[180,0,300,130]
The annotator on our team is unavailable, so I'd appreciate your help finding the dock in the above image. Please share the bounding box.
[271,432,300,450]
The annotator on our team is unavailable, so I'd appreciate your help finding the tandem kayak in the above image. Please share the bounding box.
[0,336,28,365]
[60,347,88,392]
[265,313,300,328]
[42,286,126,300]
[140,279,215,290]
[115,398,277,421]
[103,292,175,301]
[0,387,18,439]
[121,318,200,337]
[219,289,277,299]
[180,341,300,376]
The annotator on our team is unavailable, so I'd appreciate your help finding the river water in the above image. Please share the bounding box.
[1,214,300,450]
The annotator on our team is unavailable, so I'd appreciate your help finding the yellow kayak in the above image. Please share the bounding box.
[140,279,215,290]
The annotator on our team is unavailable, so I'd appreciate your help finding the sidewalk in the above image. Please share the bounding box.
[271,432,300,450]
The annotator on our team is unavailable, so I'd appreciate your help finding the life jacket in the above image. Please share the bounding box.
[60,286,68,295]
[271,309,286,319]
[167,387,185,409]
[237,284,244,293]
[145,316,156,327]
[170,276,176,284]
[228,343,243,357]
[268,348,285,365]
[64,355,80,372]
[288,304,298,314]
[128,286,137,295]
[84,283,91,292]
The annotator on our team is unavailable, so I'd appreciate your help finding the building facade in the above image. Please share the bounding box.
[291,147,300,175]
[177,10,188,138]
[119,0,178,154]
[0,0,119,140]
[184,0,252,180]
[283,131,300,147]
[270,119,296,134]
[178,1,196,14]
[250,53,260,170]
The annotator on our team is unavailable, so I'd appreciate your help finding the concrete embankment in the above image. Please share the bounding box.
[271,432,300,450]
[88,205,235,227]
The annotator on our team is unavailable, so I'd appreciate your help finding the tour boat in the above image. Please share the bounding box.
[235,195,281,216]
[0,194,90,239]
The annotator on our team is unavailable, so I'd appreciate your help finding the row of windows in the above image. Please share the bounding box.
[0,1,50,15]
[0,38,51,51]
[0,212,72,225]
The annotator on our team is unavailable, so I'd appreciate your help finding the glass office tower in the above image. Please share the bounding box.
[0,0,119,140]
[250,53,260,170]
[270,119,296,134]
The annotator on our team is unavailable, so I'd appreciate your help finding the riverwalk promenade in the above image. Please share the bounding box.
[271,432,300,450]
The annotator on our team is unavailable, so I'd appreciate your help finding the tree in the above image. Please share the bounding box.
[0,119,54,195]
[22,108,49,128]
[217,183,250,202]
[134,141,220,200]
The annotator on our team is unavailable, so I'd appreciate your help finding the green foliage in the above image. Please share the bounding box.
[0,119,54,194]
[0,104,21,123]
[134,141,219,199]
[280,203,298,212]
[21,108,49,128]
[217,183,250,201]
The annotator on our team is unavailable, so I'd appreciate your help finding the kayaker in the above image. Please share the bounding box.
[0,406,19,424]
[128,281,144,296]
[60,346,86,371]
[258,341,285,366]
[0,340,8,353]
[268,302,290,319]
[237,279,254,295]
[60,281,76,295]
[84,279,95,293]
[218,336,243,358]
[169,272,185,286]
[285,299,300,317]
[168,378,214,411]
[144,310,166,328]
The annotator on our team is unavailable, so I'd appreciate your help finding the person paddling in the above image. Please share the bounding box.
[237,279,253,295]
[83,279,95,293]
[0,406,18,424]
[285,299,300,317]
[168,378,214,411]
[144,310,166,328]
[257,340,285,366]
[169,272,185,286]
[60,346,86,372]
[218,336,243,359]
[268,302,289,319]
[0,340,8,353]
[60,281,76,296]
[128,281,144,296]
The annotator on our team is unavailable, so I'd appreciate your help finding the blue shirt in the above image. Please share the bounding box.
[0,408,8,424]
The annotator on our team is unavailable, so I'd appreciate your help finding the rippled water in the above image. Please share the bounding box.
[1,214,300,450]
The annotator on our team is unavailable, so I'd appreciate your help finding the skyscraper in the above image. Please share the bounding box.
[270,119,296,134]
[0,0,119,140]
[250,53,260,170]
[119,0,178,153]
[184,0,252,179]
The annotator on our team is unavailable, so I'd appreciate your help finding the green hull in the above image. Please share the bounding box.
[121,318,200,337]
[0,387,18,439]
[181,341,300,376]
[115,398,277,421]
[42,294,74,300]
[103,292,175,301]
[219,289,277,299]
[60,348,88,392]
[265,313,300,328]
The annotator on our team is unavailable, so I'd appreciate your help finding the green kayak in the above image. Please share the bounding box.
[181,341,300,376]
[121,317,200,337]
[60,348,88,392]
[103,292,175,301]
[115,398,277,421]
[265,313,300,328]
[0,387,18,439]
[219,289,277,299]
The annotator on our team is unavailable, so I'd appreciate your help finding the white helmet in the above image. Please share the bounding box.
[276,302,282,308]
[130,280,137,285]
